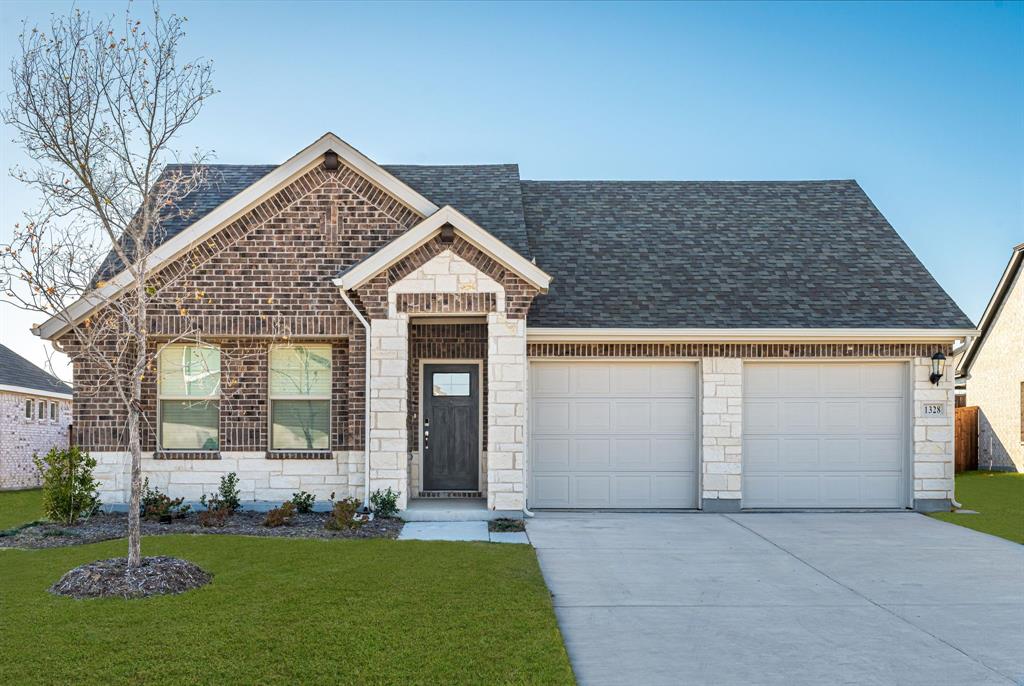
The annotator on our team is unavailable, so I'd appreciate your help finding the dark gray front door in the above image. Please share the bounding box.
[423,363,479,491]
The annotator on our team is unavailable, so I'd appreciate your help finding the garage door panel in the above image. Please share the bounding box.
[653,400,697,432]
[780,401,821,433]
[576,402,612,430]
[743,362,907,509]
[531,361,697,509]
[532,438,570,472]
[575,476,612,508]
[533,365,570,395]
[534,401,570,431]
[745,401,780,432]
[574,438,612,469]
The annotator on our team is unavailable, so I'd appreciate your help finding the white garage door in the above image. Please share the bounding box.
[529,361,698,509]
[743,362,908,509]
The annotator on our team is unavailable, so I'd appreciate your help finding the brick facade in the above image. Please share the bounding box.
[0,391,71,490]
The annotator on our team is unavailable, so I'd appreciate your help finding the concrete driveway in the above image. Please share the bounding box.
[528,513,1024,686]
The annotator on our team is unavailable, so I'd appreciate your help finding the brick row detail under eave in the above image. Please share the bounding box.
[396,292,497,315]
[527,342,955,358]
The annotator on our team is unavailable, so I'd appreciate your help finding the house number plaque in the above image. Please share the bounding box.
[922,403,945,417]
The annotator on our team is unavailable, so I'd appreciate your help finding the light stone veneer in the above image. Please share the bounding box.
[700,358,743,505]
[368,315,410,510]
[92,451,363,505]
[387,249,505,317]
[912,357,956,505]
[487,313,527,510]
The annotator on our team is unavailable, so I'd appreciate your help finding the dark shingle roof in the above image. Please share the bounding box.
[96,164,278,279]
[92,157,972,331]
[0,344,72,395]
[383,164,531,257]
[522,180,974,329]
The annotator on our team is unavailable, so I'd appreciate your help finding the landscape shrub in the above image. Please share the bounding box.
[325,496,363,531]
[33,446,101,525]
[198,507,230,528]
[140,479,190,522]
[263,501,297,528]
[200,472,241,513]
[370,488,400,518]
[290,490,316,514]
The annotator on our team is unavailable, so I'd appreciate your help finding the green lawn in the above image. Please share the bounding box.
[0,495,574,685]
[930,471,1024,544]
[0,487,43,529]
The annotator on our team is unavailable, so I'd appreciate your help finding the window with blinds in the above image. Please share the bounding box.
[158,344,221,450]
[269,345,331,451]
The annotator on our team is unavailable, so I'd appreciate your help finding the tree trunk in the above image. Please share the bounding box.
[126,288,147,571]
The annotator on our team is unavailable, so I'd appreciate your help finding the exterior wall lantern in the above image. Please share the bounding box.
[929,352,946,385]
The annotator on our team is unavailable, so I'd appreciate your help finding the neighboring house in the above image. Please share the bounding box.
[34,133,976,513]
[0,344,73,490]
[956,243,1024,471]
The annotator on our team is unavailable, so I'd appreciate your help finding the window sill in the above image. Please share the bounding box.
[266,450,333,460]
[155,450,221,461]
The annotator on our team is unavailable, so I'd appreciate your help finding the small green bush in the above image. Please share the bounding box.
[370,487,400,518]
[290,490,316,514]
[140,478,190,522]
[200,472,241,513]
[33,446,100,525]
[325,496,363,531]
[263,501,297,528]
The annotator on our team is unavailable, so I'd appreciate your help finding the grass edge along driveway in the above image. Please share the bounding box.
[930,471,1024,544]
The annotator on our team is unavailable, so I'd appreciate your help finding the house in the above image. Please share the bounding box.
[956,243,1024,471]
[0,344,72,490]
[34,133,976,513]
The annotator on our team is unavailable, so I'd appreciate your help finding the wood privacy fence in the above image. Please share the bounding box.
[954,406,978,473]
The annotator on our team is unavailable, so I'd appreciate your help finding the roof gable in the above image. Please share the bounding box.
[957,243,1024,377]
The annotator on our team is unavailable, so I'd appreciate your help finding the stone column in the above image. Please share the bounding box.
[486,312,527,510]
[911,357,955,511]
[701,357,743,511]
[368,315,409,510]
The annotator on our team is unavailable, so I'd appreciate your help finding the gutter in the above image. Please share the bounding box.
[338,290,373,515]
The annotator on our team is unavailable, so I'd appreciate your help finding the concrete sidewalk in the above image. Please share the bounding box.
[528,512,1024,686]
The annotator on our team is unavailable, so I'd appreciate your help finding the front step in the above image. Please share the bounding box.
[401,498,522,522]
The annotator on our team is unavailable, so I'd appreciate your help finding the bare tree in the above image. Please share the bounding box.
[1,4,215,572]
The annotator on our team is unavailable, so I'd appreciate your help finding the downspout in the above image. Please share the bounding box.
[339,290,373,515]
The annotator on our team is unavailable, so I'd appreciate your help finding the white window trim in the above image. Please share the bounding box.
[268,343,333,453]
[157,343,221,452]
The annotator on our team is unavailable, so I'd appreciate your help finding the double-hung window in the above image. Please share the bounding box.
[270,344,331,451]
[37,400,45,420]
[24,399,32,419]
[158,344,221,451]
[50,402,57,421]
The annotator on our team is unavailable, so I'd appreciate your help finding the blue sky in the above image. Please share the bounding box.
[1,1,1021,379]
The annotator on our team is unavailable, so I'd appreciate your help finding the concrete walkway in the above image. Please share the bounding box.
[398,521,529,543]
[528,512,1024,686]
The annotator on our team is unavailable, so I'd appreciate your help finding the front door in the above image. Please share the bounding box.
[422,364,480,491]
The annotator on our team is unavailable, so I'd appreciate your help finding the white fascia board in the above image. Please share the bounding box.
[333,206,552,292]
[35,133,439,341]
[526,327,980,344]
[0,384,73,400]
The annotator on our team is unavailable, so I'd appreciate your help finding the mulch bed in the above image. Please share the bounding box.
[50,556,212,599]
[0,511,404,549]
[488,518,526,533]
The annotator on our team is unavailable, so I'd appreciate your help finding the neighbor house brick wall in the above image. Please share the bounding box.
[966,266,1023,471]
[0,392,71,490]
